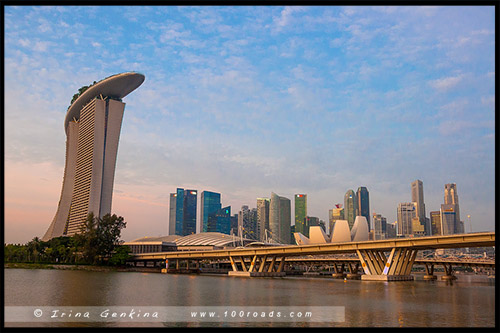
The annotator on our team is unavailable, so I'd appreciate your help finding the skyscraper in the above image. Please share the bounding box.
[269,192,291,244]
[42,72,145,241]
[168,193,177,235]
[430,210,441,236]
[257,198,270,241]
[411,180,428,235]
[207,206,231,235]
[305,216,323,233]
[200,191,221,233]
[230,214,239,236]
[440,204,457,235]
[444,183,459,205]
[294,194,307,235]
[344,190,357,229]
[356,187,370,230]
[444,183,461,229]
[237,206,258,240]
[238,205,250,237]
[238,205,257,239]
[372,213,387,240]
[397,202,417,237]
[249,208,258,239]
[175,188,197,236]
[175,188,184,235]
[386,222,397,239]
[329,204,344,237]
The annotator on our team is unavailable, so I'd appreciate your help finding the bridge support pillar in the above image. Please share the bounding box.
[331,263,346,278]
[441,263,457,280]
[227,255,286,277]
[344,262,360,279]
[357,248,416,281]
[423,263,437,280]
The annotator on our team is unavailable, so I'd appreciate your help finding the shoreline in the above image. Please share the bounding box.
[4,262,160,273]
[5,263,494,280]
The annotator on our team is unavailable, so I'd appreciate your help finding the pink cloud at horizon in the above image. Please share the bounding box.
[5,160,171,244]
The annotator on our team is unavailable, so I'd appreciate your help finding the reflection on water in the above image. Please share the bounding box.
[4,269,495,327]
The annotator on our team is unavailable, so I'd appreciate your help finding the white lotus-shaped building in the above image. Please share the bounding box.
[293,232,311,246]
[329,220,351,243]
[293,217,369,245]
[309,226,330,243]
[350,216,369,242]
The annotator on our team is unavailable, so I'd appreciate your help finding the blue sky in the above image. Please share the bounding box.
[4,5,495,243]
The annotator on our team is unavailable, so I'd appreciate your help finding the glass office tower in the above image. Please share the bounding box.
[356,187,370,230]
[175,188,197,236]
[294,194,307,235]
[168,193,177,235]
[201,191,222,233]
[175,188,184,235]
[207,206,231,235]
[344,189,357,229]
[269,192,291,244]
[257,198,270,241]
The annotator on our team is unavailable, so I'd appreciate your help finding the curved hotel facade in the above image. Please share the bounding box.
[42,72,145,241]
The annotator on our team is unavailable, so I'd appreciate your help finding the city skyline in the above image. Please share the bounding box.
[163,179,465,242]
[5,6,495,244]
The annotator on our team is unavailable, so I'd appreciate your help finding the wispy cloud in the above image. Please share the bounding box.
[428,74,464,91]
[273,6,305,28]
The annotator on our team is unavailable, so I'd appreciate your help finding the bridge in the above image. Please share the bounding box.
[278,258,495,280]
[127,232,495,281]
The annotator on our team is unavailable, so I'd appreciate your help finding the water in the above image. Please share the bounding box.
[4,269,495,327]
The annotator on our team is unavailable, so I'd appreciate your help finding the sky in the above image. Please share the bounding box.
[4,5,495,244]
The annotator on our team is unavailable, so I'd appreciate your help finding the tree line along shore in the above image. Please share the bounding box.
[4,213,134,269]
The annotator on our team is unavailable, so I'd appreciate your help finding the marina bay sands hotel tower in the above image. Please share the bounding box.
[42,72,145,241]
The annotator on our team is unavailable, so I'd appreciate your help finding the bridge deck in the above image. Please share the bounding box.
[131,232,495,261]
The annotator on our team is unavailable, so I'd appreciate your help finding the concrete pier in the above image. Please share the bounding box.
[228,271,286,277]
[361,275,414,281]
[346,273,361,280]
[332,273,346,279]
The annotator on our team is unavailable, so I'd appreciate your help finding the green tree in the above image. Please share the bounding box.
[109,245,132,266]
[96,214,126,259]
[26,239,36,262]
[4,244,24,262]
[75,213,99,264]
[5,213,126,265]
[44,248,53,262]
[76,213,127,264]
[26,237,42,262]
[70,85,89,105]
[56,245,67,263]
